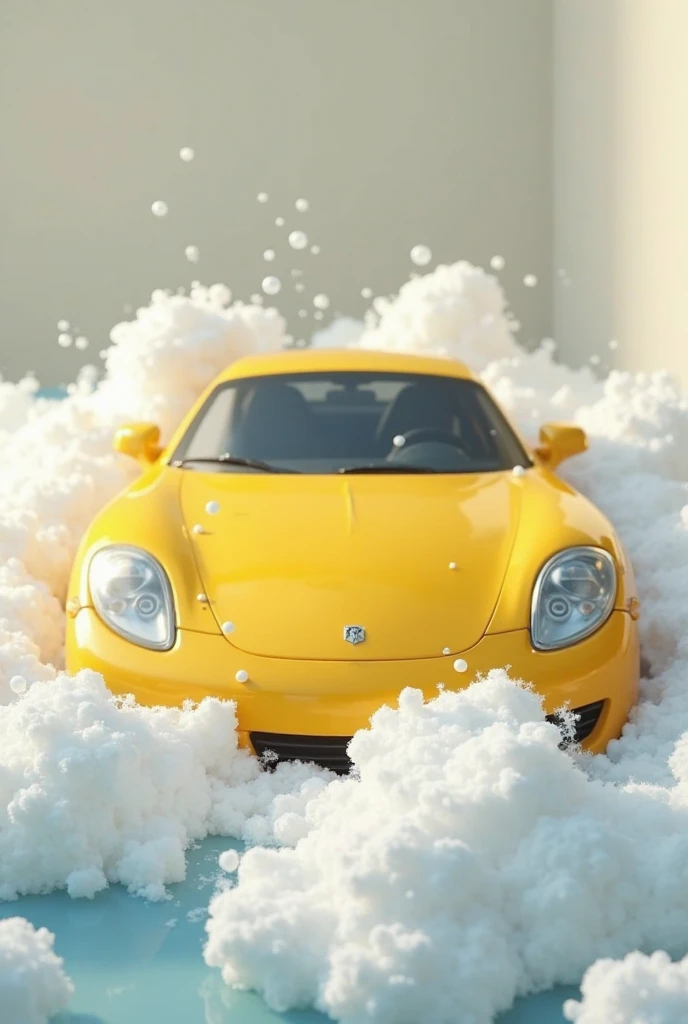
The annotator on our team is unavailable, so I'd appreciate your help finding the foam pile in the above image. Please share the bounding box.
[3,262,688,1020]
[0,917,74,1024]
[563,950,688,1023]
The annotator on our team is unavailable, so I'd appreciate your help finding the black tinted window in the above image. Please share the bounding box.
[171,371,530,474]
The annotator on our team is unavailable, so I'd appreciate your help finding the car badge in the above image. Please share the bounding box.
[344,625,366,645]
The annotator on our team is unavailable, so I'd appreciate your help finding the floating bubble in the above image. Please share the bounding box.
[523,274,538,287]
[262,276,281,296]
[257,192,268,203]
[410,244,432,266]
[235,669,249,683]
[263,249,275,262]
[314,311,324,320]
[288,230,308,250]
[310,245,321,255]
[75,336,89,350]
[297,310,308,318]
[313,293,330,310]
[197,593,208,603]
[57,334,72,348]
[448,561,457,570]
[490,255,505,270]
[151,200,169,217]
[57,319,70,331]
[208,284,232,305]
[295,198,309,212]
[9,675,27,694]
[590,354,601,365]
[185,245,200,263]
[512,465,526,477]
[251,294,264,305]
[219,849,240,873]
[291,269,303,277]
[361,287,373,299]
[222,622,236,634]
[453,659,468,673]
[295,282,305,293]
[192,524,205,535]
[179,147,195,161]
[205,501,220,515]
[442,647,451,655]
[275,217,285,227]
[609,339,619,350]
[392,435,406,447]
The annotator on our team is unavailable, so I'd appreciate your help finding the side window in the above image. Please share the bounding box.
[183,387,236,459]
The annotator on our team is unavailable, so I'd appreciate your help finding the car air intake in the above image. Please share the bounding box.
[251,700,605,775]
[546,699,605,745]
[249,732,353,775]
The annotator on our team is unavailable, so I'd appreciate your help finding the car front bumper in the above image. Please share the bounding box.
[66,608,639,756]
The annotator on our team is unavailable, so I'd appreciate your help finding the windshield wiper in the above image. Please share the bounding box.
[339,464,439,474]
[174,456,301,474]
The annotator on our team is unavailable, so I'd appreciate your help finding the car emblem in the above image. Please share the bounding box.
[344,625,366,645]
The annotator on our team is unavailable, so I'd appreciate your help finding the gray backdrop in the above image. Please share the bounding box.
[0,0,552,386]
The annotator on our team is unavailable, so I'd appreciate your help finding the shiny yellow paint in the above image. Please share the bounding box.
[66,348,640,754]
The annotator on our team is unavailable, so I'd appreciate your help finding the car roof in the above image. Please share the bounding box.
[216,347,476,382]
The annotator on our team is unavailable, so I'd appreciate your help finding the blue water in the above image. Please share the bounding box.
[0,836,578,1024]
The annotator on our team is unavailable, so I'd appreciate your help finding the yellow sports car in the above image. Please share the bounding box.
[66,349,640,771]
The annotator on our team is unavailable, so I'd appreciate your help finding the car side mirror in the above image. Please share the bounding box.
[113,422,163,464]
[534,422,587,469]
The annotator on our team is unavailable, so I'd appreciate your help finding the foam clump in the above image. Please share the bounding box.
[0,670,326,900]
[0,917,74,1024]
[564,950,688,1023]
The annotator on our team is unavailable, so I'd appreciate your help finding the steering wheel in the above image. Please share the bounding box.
[388,427,466,457]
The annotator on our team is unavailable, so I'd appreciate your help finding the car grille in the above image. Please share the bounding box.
[250,700,606,774]
[250,732,353,774]
[546,699,605,745]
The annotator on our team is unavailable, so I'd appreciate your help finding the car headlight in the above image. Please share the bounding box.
[88,545,175,650]
[531,546,617,650]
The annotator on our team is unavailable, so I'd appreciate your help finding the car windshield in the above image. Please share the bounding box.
[170,370,531,474]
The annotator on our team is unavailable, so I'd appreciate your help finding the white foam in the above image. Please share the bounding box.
[564,950,688,1023]
[0,917,74,1024]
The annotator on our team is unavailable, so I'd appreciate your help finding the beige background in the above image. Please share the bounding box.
[0,0,552,386]
[554,0,688,381]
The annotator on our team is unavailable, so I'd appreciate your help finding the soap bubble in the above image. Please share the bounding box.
[75,336,89,350]
[609,339,619,350]
[219,849,240,872]
[262,276,282,296]
[295,198,309,212]
[57,333,72,347]
[275,217,285,227]
[263,249,275,262]
[313,293,330,310]
[185,245,200,263]
[523,273,538,287]
[314,311,324,320]
[410,244,432,266]
[222,622,236,634]
[490,255,505,270]
[361,287,373,299]
[453,659,468,673]
[179,147,195,161]
[393,435,406,447]
[250,294,264,305]
[235,669,249,683]
[512,465,526,477]
[298,310,308,318]
[288,230,308,250]
[205,501,220,515]
[310,244,321,255]
[57,319,70,331]
[295,283,304,292]
[9,676,27,694]
[257,192,268,202]
[151,200,169,217]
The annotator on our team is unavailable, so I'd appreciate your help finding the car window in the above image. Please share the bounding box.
[171,370,530,474]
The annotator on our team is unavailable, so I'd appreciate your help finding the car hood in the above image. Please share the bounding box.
[179,471,522,660]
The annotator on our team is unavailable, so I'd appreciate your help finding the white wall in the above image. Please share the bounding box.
[0,0,553,386]
[555,0,688,384]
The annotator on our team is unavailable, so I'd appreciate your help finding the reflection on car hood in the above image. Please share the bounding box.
[179,472,522,660]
